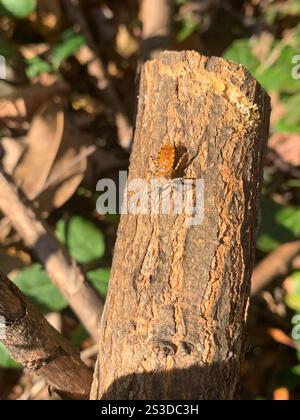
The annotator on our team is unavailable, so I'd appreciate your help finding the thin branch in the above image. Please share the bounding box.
[0,168,103,341]
[61,0,133,149]
[36,145,97,195]
[251,240,300,295]
[0,271,93,400]
[139,0,172,62]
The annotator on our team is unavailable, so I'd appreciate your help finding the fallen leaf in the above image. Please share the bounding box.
[1,137,26,174]
[37,114,94,210]
[13,101,64,198]
[0,82,70,133]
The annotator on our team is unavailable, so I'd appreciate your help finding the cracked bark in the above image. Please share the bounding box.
[91,51,270,400]
[0,271,93,400]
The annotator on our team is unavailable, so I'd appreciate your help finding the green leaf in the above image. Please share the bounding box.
[71,324,89,347]
[13,264,68,313]
[0,0,36,18]
[275,94,300,133]
[277,207,300,237]
[55,219,66,245]
[87,268,110,297]
[286,294,300,312]
[257,44,300,93]
[257,199,298,253]
[278,365,300,389]
[177,20,198,42]
[26,57,52,80]
[0,342,20,369]
[286,272,300,311]
[223,39,260,74]
[56,216,105,264]
[286,179,300,188]
[51,29,85,69]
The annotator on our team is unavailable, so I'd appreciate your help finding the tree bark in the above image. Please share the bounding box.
[0,169,103,341]
[91,51,270,400]
[0,271,93,400]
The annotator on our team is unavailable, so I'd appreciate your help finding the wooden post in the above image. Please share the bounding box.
[91,51,270,400]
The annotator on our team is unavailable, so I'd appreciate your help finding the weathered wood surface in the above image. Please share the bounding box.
[91,51,270,400]
[0,271,93,400]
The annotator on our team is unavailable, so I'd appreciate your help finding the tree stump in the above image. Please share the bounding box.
[91,51,270,400]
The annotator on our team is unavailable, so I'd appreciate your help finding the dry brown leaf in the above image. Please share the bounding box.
[0,217,12,243]
[13,101,64,198]
[37,115,94,211]
[1,137,26,174]
[20,44,49,60]
[12,101,93,212]
[0,83,70,132]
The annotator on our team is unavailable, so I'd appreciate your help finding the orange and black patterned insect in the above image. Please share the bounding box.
[153,143,189,179]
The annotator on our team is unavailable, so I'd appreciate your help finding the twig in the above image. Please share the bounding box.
[0,168,103,341]
[139,0,172,62]
[0,271,93,400]
[251,240,300,295]
[36,144,97,195]
[61,0,133,149]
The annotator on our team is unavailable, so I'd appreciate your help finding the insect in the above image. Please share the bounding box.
[153,143,189,179]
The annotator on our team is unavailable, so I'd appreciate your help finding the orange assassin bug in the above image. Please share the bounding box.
[152,143,189,179]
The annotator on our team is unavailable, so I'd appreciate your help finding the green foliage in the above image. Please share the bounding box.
[87,268,110,297]
[56,216,105,264]
[257,44,300,94]
[223,27,300,134]
[0,343,20,369]
[51,29,85,69]
[257,199,300,253]
[286,272,300,312]
[265,0,300,24]
[13,264,68,313]
[177,20,198,42]
[25,57,52,79]
[223,39,260,75]
[24,29,85,79]
[71,325,89,347]
[278,364,300,390]
[275,94,300,133]
[0,0,36,18]
[0,39,15,59]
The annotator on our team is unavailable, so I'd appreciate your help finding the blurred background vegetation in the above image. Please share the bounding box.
[0,0,300,400]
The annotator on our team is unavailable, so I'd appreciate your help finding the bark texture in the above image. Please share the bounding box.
[0,271,93,400]
[91,51,271,400]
